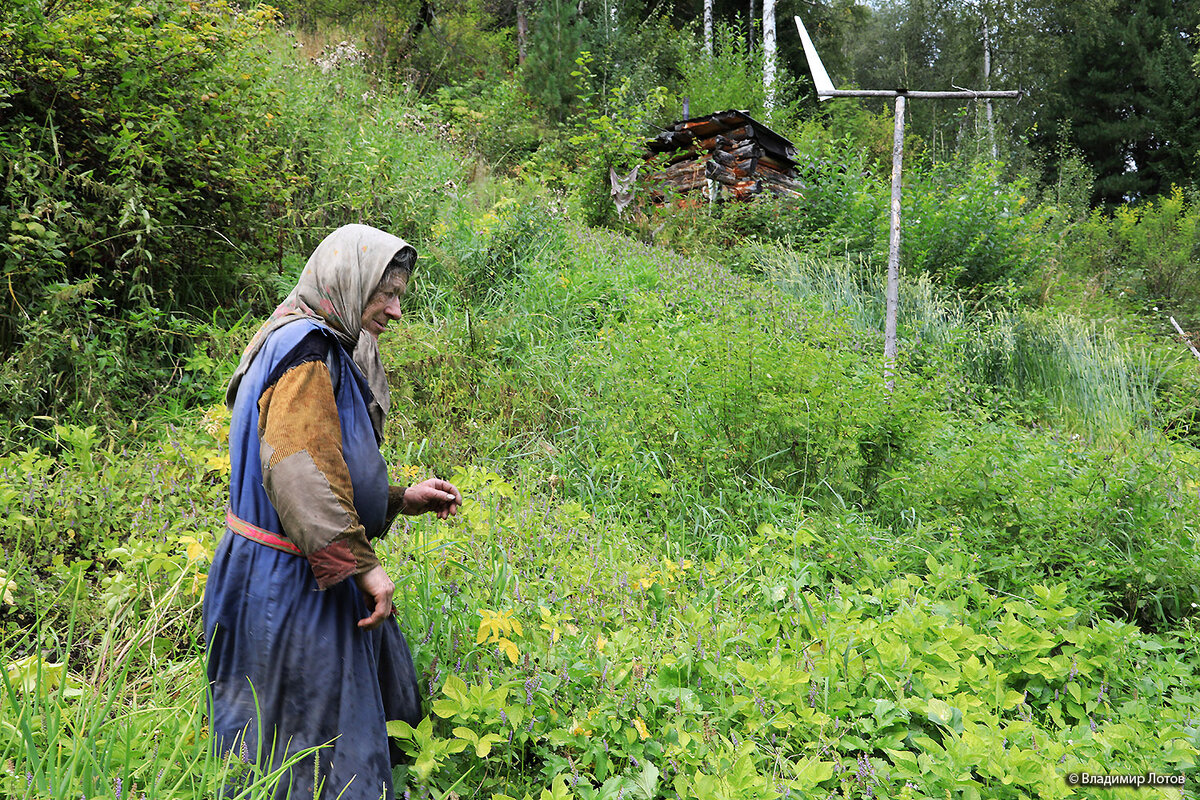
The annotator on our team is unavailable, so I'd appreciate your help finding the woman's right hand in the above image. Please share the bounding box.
[355,565,395,630]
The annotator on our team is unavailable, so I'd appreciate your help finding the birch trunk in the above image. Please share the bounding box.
[516,0,528,65]
[763,0,776,115]
[884,95,905,393]
[981,8,997,159]
[704,0,713,56]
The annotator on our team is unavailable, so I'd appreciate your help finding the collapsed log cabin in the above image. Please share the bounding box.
[644,109,803,202]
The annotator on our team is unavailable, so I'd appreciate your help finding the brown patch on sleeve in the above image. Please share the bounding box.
[258,361,343,470]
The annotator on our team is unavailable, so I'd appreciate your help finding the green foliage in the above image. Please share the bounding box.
[1047,0,1200,207]
[7,209,1200,798]
[870,420,1200,628]
[0,0,287,429]
[261,37,466,249]
[433,77,545,169]
[0,409,228,648]
[675,21,800,125]
[564,240,890,537]
[566,53,669,227]
[523,0,588,123]
[398,0,516,91]
[1111,188,1200,314]
[379,491,1199,798]
[0,7,474,435]
[903,159,1050,297]
[1047,187,1200,326]
[756,244,1179,435]
[0,618,322,799]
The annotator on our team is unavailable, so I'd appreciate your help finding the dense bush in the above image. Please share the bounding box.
[868,419,1200,629]
[902,160,1050,297]
[0,0,288,429]
[433,77,545,169]
[0,5,476,438]
[1111,188,1200,320]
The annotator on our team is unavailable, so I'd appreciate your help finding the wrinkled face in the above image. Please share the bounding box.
[360,271,407,339]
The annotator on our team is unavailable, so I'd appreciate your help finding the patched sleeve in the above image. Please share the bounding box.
[257,351,380,589]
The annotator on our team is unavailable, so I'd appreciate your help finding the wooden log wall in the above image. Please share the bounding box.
[645,111,802,202]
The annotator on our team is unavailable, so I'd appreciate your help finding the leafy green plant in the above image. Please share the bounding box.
[674,21,802,126]
[566,52,669,227]
[1112,187,1200,318]
[903,158,1050,298]
[0,0,289,430]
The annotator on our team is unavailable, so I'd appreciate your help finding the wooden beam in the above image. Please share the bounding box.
[819,89,1020,99]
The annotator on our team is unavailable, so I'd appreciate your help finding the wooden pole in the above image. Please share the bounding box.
[1170,316,1200,363]
[884,95,905,392]
[795,15,1020,394]
[816,89,1019,99]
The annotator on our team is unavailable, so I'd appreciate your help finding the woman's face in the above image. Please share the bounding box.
[360,271,407,339]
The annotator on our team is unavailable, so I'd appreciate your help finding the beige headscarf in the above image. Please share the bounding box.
[226,224,416,439]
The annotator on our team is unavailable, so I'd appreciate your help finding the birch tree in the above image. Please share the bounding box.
[763,0,776,115]
[705,0,713,55]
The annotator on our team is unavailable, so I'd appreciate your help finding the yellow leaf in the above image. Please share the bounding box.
[632,717,649,740]
[179,535,212,563]
[477,608,522,644]
[499,638,520,664]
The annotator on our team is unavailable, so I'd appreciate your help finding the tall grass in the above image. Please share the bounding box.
[753,242,1177,433]
[0,576,318,799]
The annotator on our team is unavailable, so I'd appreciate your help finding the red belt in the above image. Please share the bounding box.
[226,509,303,556]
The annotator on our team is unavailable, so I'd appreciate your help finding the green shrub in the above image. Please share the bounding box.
[382,487,1199,799]
[0,0,288,429]
[871,419,1200,629]
[397,0,515,91]
[903,159,1050,297]
[264,37,466,249]
[756,244,1175,435]
[433,77,545,169]
[674,21,801,124]
[775,134,886,253]
[1113,187,1200,319]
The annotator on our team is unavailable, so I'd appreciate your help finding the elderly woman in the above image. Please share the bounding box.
[204,224,461,799]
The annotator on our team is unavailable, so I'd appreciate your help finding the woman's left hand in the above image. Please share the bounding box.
[403,478,463,519]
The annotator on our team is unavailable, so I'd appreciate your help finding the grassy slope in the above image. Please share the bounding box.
[2,37,1199,800]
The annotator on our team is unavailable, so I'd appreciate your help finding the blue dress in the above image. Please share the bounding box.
[204,319,421,800]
